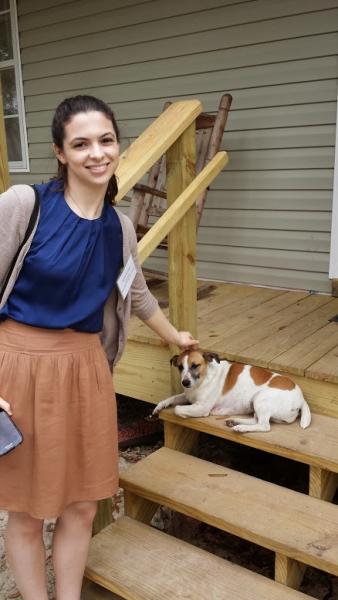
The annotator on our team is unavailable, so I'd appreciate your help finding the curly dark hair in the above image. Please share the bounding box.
[51,95,120,205]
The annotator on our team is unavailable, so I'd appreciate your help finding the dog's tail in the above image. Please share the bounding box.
[300,399,311,429]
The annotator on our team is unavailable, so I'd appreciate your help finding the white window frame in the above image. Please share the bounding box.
[329,93,338,279]
[0,0,29,172]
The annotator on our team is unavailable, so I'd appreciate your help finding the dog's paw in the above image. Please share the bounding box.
[232,425,248,433]
[225,419,237,428]
[174,406,188,418]
[145,412,159,422]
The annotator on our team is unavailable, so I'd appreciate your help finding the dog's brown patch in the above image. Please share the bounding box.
[188,351,208,377]
[223,363,245,394]
[171,350,192,368]
[268,375,295,390]
[250,366,272,385]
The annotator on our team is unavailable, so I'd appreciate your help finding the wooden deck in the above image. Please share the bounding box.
[114,281,338,417]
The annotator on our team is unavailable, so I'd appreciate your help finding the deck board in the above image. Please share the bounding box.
[306,345,338,384]
[197,286,284,330]
[199,290,307,349]
[161,410,338,472]
[240,297,338,368]
[197,284,281,319]
[268,322,338,376]
[207,294,334,366]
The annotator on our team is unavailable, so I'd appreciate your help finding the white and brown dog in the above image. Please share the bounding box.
[151,350,311,432]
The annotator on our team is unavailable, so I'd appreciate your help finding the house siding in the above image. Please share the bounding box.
[12,0,338,292]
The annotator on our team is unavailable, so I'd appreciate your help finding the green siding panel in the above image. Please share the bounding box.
[19,0,244,31]
[23,33,338,80]
[21,9,338,64]
[19,0,338,47]
[25,81,338,122]
[23,56,338,96]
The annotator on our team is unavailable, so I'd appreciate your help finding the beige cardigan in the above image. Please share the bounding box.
[0,184,158,367]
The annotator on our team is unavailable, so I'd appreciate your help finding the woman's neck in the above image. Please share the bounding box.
[65,178,107,220]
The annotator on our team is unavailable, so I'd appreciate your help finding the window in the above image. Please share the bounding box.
[0,0,29,171]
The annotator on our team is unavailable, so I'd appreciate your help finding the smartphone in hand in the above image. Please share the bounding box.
[0,409,23,456]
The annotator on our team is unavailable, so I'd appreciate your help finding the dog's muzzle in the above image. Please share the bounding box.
[182,379,191,388]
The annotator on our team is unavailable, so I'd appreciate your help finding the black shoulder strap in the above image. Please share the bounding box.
[0,185,40,303]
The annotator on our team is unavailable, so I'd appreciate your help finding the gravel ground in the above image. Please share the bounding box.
[1,397,338,599]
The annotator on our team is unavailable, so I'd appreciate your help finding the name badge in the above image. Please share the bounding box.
[117,255,137,299]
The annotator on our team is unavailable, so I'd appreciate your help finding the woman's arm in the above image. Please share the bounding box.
[121,213,199,349]
[144,306,199,350]
[0,185,35,284]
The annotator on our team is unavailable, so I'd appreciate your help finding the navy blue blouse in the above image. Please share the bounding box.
[0,181,123,332]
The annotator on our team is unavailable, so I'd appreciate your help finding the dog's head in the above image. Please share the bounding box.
[170,350,220,390]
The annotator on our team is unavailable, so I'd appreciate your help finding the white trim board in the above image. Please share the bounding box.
[329,92,338,279]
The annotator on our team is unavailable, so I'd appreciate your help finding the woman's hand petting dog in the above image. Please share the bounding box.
[175,331,199,350]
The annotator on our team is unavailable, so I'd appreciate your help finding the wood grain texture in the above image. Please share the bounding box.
[201,289,309,351]
[115,100,202,202]
[306,345,338,384]
[85,516,312,600]
[120,447,338,575]
[243,297,338,368]
[268,322,338,376]
[210,294,333,366]
[164,420,199,453]
[113,340,170,403]
[309,466,338,500]
[123,490,158,524]
[275,555,306,590]
[93,499,113,535]
[160,411,338,473]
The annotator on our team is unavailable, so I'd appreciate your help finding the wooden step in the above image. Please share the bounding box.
[120,447,338,576]
[160,409,338,473]
[85,516,312,600]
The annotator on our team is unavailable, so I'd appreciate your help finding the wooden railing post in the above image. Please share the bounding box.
[165,122,199,454]
[0,80,10,192]
[167,122,197,391]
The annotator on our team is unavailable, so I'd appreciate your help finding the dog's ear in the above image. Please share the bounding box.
[203,352,221,364]
[170,355,180,367]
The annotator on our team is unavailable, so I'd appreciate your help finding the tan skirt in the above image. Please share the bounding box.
[0,319,118,519]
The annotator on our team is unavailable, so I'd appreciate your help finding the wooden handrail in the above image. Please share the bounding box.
[115,100,202,202]
[138,151,228,265]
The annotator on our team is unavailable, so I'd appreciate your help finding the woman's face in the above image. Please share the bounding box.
[54,110,120,189]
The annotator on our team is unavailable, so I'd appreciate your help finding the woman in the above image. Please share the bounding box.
[0,95,198,600]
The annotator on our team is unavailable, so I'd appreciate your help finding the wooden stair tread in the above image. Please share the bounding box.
[120,447,338,576]
[160,410,338,472]
[85,516,311,600]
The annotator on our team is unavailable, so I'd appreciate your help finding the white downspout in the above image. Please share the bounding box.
[329,94,338,279]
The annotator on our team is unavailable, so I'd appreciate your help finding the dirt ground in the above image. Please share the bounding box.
[1,396,338,600]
